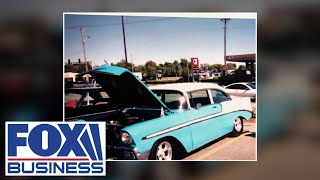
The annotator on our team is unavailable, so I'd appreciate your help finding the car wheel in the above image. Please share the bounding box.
[232,117,243,137]
[149,140,173,160]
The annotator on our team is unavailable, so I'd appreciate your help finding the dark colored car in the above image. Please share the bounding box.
[218,70,255,86]
[65,87,116,121]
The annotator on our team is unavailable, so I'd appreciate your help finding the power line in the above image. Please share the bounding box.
[66,17,179,29]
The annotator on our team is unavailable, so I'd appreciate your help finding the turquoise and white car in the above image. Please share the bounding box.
[86,65,253,160]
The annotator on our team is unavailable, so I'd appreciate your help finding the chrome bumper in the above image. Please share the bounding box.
[106,145,150,160]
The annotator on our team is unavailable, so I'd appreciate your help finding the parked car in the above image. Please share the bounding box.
[218,69,255,86]
[224,82,256,101]
[65,87,115,121]
[177,76,200,83]
[77,65,253,160]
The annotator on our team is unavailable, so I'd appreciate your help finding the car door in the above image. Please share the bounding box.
[236,84,251,97]
[210,89,235,135]
[225,84,239,95]
[184,90,222,149]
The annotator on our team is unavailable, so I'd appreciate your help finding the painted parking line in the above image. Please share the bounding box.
[194,133,248,160]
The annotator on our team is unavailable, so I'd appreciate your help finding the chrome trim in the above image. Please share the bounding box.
[142,110,253,140]
[106,145,150,160]
[65,109,118,121]
[135,149,150,160]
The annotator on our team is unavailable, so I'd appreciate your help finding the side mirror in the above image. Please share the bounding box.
[196,103,202,110]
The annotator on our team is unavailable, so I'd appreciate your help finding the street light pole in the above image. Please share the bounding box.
[220,18,230,76]
[80,27,89,83]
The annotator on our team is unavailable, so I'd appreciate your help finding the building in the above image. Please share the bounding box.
[64,72,79,82]
[226,54,256,76]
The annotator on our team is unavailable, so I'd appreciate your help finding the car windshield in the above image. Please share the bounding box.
[246,83,256,89]
[152,90,188,110]
[65,88,110,108]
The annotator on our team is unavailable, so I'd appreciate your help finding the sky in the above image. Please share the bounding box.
[64,14,256,67]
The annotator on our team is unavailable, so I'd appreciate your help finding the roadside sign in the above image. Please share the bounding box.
[191,58,199,68]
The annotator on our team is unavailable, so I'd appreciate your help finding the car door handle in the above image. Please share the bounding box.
[212,106,217,108]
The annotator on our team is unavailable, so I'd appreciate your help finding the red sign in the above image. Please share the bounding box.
[191,58,199,68]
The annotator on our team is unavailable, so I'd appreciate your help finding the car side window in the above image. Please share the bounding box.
[189,90,211,108]
[238,84,249,90]
[152,90,187,110]
[211,90,229,104]
[226,84,238,89]
[164,93,188,110]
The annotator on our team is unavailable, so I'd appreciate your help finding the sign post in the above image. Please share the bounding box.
[191,57,199,82]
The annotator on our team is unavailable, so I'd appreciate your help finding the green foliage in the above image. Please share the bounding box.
[179,58,191,76]
[114,59,134,70]
[238,65,246,70]
[145,60,157,77]
[65,64,92,73]
[227,63,237,70]
[109,59,241,78]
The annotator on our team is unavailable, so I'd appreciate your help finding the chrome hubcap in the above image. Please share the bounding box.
[234,117,242,132]
[156,141,172,160]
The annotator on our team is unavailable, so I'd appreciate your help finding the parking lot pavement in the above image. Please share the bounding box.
[184,120,256,160]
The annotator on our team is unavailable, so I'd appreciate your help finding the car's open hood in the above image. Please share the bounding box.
[89,65,171,112]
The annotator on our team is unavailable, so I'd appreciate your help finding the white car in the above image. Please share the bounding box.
[224,82,256,101]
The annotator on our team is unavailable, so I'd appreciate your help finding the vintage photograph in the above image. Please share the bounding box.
[64,13,257,161]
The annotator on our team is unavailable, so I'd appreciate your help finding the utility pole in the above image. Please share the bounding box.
[130,53,134,72]
[121,16,128,69]
[186,60,189,82]
[80,27,89,83]
[220,18,230,76]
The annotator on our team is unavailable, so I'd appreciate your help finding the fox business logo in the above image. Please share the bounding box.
[5,122,106,176]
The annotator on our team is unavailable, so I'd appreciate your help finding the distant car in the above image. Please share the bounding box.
[224,82,256,101]
[75,65,253,160]
[177,76,200,83]
[218,69,255,86]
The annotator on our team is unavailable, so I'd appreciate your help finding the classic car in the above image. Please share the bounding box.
[76,65,253,160]
[224,82,256,101]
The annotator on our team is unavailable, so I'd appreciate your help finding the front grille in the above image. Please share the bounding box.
[106,125,121,145]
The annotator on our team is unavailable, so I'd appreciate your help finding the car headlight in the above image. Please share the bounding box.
[121,131,132,144]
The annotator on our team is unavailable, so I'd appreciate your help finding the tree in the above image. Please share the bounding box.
[145,60,157,78]
[163,62,174,76]
[65,64,92,73]
[180,58,190,76]
[238,65,246,70]
[173,60,182,76]
[135,65,146,74]
[208,64,223,72]
[114,59,134,70]
[227,63,237,70]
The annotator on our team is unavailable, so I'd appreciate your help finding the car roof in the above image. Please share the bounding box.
[225,82,251,86]
[150,83,224,93]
